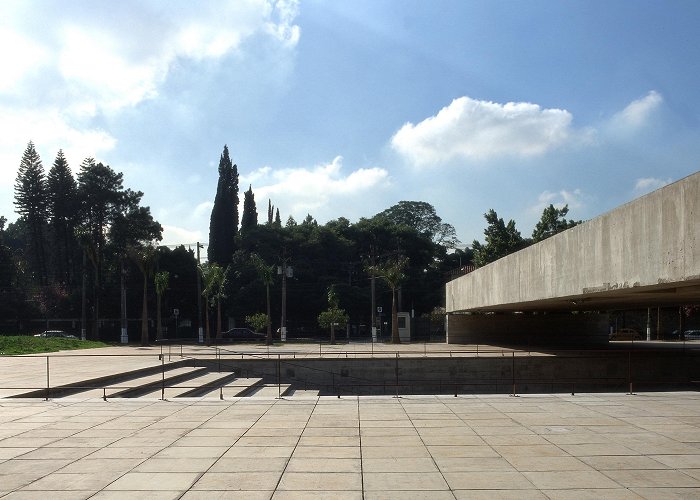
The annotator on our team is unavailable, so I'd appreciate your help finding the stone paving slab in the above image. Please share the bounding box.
[1,392,700,497]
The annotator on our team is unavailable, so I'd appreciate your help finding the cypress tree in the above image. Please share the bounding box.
[208,145,239,265]
[240,185,258,235]
[14,141,48,284]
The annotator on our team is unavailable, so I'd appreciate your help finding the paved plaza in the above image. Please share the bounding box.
[1,390,700,498]
[2,344,700,498]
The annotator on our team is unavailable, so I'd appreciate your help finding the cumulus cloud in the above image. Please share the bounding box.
[633,177,672,194]
[0,0,300,184]
[610,91,663,130]
[241,156,389,216]
[529,188,585,216]
[391,96,575,166]
[161,225,203,246]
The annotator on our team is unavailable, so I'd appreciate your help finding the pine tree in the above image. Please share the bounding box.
[14,141,48,284]
[240,185,258,235]
[47,150,78,285]
[208,145,239,265]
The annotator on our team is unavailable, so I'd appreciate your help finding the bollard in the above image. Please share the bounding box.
[220,386,224,400]
[103,387,107,401]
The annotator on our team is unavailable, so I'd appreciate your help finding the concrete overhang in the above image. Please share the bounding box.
[447,171,700,313]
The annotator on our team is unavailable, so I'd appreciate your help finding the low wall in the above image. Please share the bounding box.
[198,349,700,395]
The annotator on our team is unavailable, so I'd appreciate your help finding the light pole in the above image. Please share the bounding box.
[196,242,204,343]
[278,250,292,342]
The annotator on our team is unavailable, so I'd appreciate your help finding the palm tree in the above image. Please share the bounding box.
[154,271,169,340]
[200,262,226,344]
[129,243,158,346]
[250,253,275,345]
[367,256,409,344]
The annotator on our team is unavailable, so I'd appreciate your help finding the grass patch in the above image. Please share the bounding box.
[0,336,109,355]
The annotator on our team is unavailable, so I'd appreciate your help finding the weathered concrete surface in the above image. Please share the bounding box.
[447,171,700,313]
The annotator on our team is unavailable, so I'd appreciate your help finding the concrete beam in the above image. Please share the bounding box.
[447,171,700,312]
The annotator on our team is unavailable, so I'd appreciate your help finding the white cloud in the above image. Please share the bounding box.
[391,96,574,166]
[529,188,585,216]
[161,225,203,246]
[242,156,389,217]
[0,0,300,188]
[633,177,672,194]
[611,91,663,130]
[194,201,215,218]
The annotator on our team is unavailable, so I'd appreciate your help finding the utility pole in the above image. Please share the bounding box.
[279,248,291,342]
[196,242,203,343]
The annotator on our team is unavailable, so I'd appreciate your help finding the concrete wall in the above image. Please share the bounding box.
[446,313,609,346]
[446,171,699,312]
[197,352,700,395]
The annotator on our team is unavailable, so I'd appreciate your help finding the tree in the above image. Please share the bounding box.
[129,243,158,346]
[267,199,274,225]
[200,262,226,344]
[240,185,258,236]
[208,145,239,265]
[77,159,132,339]
[246,312,269,333]
[376,201,460,249]
[367,256,409,344]
[318,285,349,344]
[47,149,78,285]
[532,204,580,243]
[154,271,169,340]
[14,141,48,284]
[109,193,163,345]
[472,209,527,267]
[250,253,275,345]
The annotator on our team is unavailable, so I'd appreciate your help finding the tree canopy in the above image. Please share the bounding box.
[532,204,581,243]
[472,209,527,267]
[208,145,239,266]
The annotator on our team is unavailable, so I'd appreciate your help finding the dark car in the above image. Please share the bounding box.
[221,328,265,341]
[33,330,78,339]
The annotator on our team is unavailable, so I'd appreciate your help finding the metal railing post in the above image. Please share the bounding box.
[511,352,516,397]
[161,353,165,400]
[45,356,49,401]
[394,353,400,398]
[277,354,281,399]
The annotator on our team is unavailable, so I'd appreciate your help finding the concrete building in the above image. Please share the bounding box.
[446,171,700,345]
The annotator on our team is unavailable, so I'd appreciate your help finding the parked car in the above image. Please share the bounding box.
[221,328,265,341]
[609,328,641,341]
[669,329,700,340]
[682,329,700,340]
[33,330,78,339]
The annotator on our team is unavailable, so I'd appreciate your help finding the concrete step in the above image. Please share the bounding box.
[108,367,209,398]
[225,377,264,397]
[246,383,291,398]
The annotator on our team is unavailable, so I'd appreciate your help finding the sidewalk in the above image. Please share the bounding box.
[1,392,700,498]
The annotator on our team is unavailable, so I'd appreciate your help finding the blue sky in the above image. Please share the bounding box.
[1,0,698,247]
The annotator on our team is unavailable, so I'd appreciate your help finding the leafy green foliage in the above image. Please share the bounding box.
[208,145,239,265]
[240,184,258,235]
[318,286,349,344]
[376,200,460,249]
[246,312,269,333]
[14,141,48,283]
[532,204,581,243]
[472,209,528,267]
